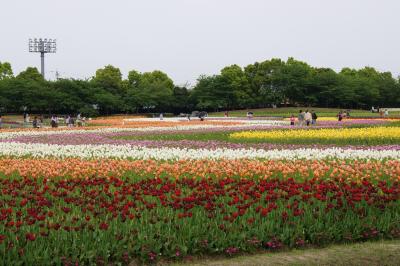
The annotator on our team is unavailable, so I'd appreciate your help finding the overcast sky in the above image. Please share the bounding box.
[1,0,399,85]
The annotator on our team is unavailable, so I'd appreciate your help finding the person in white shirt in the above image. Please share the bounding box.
[65,115,70,126]
[384,109,389,117]
[304,110,312,126]
[51,115,58,128]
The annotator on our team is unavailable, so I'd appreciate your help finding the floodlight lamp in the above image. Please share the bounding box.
[28,37,57,78]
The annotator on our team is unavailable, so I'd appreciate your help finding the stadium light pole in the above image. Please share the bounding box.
[29,38,57,79]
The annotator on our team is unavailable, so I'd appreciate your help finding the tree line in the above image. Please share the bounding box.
[0,58,399,116]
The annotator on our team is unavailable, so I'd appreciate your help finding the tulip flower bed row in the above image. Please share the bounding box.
[1,157,400,181]
[0,172,399,265]
[1,141,400,160]
[230,127,400,145]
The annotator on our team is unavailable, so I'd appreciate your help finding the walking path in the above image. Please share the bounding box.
[168,240,400,266]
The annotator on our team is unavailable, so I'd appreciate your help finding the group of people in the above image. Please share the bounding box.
[22,113,86,128]
[337,110,351,122]
[292,110,318,126]
[52,114,86,128]
[371,106,390,117]
[372,107,389,118]
[24,113,44,128]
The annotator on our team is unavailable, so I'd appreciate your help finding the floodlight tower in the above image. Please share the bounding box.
[29,38,57,79]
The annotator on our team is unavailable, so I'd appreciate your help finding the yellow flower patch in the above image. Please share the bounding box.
[230,127,400,141]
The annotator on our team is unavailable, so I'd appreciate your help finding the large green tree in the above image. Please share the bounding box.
[220,65,252,108]
[0,61,13,80]
[129,70,174,111]
[244,58,286,107]
[169,86,191,113]
[191,75,226,111]
[281,58,313,105]
[16,67,44,82]
[308,68,340,107]
[93,65,124,95]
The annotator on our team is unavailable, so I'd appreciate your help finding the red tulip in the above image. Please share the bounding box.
[20,199,28,207]
[25,233,36,241]
[62,207,71,213]
[99,222,109,230]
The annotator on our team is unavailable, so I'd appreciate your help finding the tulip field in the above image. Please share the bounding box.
[0,116,400,265]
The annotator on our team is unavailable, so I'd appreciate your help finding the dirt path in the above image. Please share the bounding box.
[169,240,400,266]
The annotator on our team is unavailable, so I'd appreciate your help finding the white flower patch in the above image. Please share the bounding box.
[123,117,289,126]
[0,142,398,160]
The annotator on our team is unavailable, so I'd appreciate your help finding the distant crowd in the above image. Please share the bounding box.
[21,113,87,129]
[291,110,318,126]
[293,110,355,126]
[0,106,392,130]
[225,109,353,126]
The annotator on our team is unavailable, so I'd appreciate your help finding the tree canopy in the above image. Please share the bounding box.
[0,58,398,115]
[0,61,13,80]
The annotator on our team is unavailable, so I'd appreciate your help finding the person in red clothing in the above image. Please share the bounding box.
[290,115,295,126]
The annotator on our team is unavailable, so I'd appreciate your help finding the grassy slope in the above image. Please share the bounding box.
[168,240,400,266]
[209,107,400,118]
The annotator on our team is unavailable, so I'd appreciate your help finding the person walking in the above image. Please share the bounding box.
[65,115,70,127]
[384,109,389,117]
[51,115,58,128]
[159,113,164,121]
[76,113,82,127]
[32,116,39,128]
[311,110,318,125]
[38,115,43,127]
[298,110,305,126]
[290,114,295,126]
[199,111,206,121]
[69,116,75,127]
[379,109,384,118]
[337,111,343,122]
[305,110,312,126]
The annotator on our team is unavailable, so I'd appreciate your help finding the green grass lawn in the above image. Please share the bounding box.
[209,107,400,118]
[167,240,400,266]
